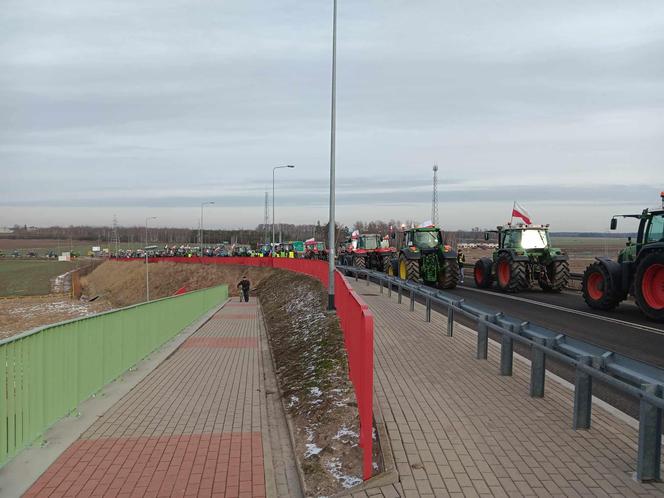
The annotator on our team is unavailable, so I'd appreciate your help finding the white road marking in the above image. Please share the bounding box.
[457,285,664,336]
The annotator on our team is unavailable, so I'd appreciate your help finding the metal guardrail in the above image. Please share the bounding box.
[338,265,663,482]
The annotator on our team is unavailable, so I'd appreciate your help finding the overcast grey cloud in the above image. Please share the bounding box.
[1,0,663,231]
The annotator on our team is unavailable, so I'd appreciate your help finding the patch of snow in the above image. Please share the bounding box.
[333,425,358,441]
[304,443,323,458]
[288,395,299,408]
[310,386,322,397]
[324,457,362,489]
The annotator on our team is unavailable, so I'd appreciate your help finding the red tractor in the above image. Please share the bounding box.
[338,231,396,272]
[304,239,328,260]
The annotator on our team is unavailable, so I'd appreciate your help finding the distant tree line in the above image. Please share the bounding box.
[1,223,633,248]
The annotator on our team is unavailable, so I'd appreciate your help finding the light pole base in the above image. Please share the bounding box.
[327,294,336,312]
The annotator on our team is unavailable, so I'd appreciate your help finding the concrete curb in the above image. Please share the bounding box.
[0,299,229,498]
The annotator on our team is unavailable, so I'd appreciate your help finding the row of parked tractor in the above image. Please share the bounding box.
[338,194,664,323]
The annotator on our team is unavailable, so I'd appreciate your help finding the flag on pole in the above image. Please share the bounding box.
[511,202,532,225]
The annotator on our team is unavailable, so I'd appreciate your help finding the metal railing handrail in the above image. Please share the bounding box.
[0,285,222,348]
[338,265,663,482]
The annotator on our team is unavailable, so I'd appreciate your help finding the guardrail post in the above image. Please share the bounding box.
[476,314,489,360]
[366,272,370,286]
[409,291,415,312]
[447,304,454,337]
[397,285,402,304]
[387,280,392,298]
[637,384,662,482]
[425,295,431,322]
[573,356,592,430]
[529,338,546,397]
[379,277,384,294]
[500,331,513,376]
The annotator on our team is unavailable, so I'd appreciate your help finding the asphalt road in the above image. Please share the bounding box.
[448,273,664,368]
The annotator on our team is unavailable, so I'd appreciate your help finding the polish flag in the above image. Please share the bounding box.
[305,237,315,244]
[512,202,532,225]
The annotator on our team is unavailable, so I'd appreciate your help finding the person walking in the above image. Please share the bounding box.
[457,249,465,284]
[237,275,251,303]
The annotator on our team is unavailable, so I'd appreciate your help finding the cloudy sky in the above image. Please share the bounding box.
[1,0,662,231]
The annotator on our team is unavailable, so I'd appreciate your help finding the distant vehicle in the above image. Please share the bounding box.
[388,225,459,289]
[11,250,20,258]
[304,240,327,260]
[339,232,396,271]
[474,224,569,293]
[582,192,664,322]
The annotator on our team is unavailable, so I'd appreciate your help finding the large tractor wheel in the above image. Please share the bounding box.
[353,255,366,269]
[634,251,664,322]
[382,256,392,273]
[581,262,622,310]
[540,260,570,292]
[474,258,494,289]
[398,255,421,282]
[386,258,398,277]
[438,258,459,289]
[495,253,529,292]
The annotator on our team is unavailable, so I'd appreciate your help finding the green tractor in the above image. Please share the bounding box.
[582,193,664,322]
[388,226,459,289]
[474,224,569,292]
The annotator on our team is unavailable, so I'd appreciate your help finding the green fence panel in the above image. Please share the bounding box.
[0,284,228,468]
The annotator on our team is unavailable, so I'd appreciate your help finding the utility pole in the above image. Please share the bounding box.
[432,164,439,226]
[327,0,338,311]
[264,191,269,244]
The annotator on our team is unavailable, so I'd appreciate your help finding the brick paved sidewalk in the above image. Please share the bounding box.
[23,298,302,498]
[347,280,664,498]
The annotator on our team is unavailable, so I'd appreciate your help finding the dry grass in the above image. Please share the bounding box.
[81,261,274,308]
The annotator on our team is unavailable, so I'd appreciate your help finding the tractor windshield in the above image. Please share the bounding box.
[518,229,549,249]
[414,231,440,249]
[360,235,380,250]
[646,214,664,243]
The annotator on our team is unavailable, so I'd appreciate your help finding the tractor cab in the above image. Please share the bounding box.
[357,234,381,250]
[610,202,664,264]
[491,224,556,254]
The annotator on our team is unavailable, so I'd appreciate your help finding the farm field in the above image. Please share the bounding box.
[0,259,84,296]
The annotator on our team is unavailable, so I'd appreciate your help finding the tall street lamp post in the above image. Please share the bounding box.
[272,165,295,255]
[200,201,215,255]
[327,0,338,311]
[145,216,157,302]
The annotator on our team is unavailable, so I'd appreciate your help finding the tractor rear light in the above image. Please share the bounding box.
[661,191,664,208]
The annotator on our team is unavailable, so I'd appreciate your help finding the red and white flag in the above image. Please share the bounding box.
[511,202,532,225]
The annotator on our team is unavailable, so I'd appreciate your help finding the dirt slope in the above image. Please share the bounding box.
[82,261,273,308]
[258,271,363,496]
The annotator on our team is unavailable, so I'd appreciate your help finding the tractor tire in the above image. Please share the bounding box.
[474,258,494,289]
[387,258,398,277]
[398,255,421,282]
[634,251,664,322]
[540,260,570,292]
[438,258,459,289]
[382,256,392,273]
[582,261,622,311]
[495,253,528,293]
[354,255,366,269]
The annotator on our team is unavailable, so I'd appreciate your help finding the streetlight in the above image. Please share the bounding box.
[200,201,215,256]
[145,216,157,302]
[272,165,295,255]
[327,0,338,311]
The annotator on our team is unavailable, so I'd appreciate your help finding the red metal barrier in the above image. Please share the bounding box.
[117,257,374,479]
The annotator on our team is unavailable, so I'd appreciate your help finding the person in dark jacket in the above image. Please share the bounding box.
[237,276,251,303]
[457,249,465,284]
